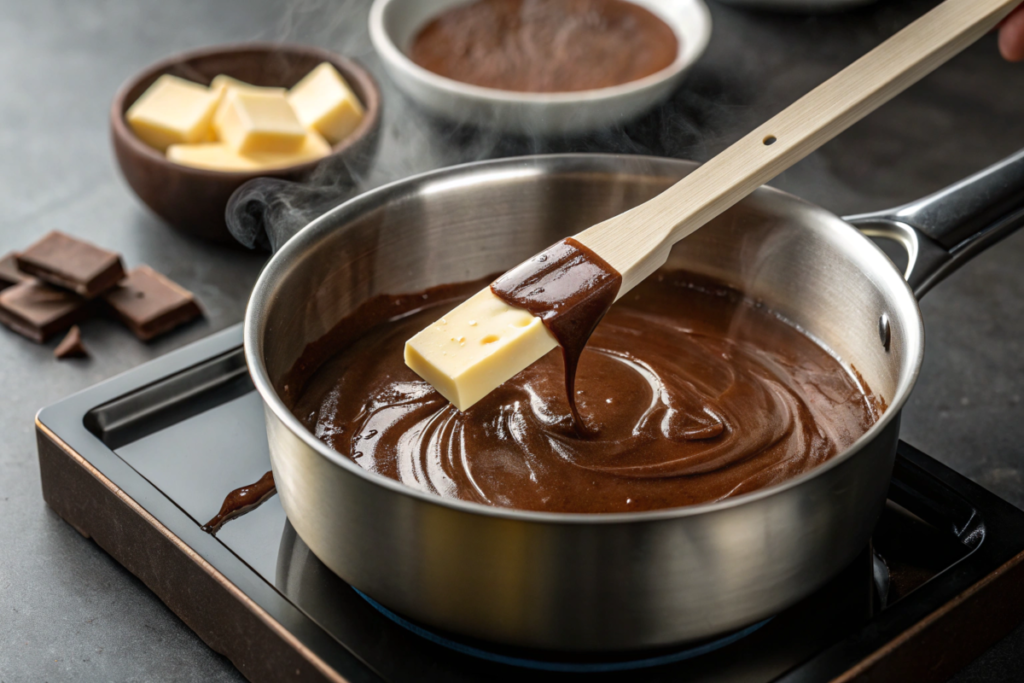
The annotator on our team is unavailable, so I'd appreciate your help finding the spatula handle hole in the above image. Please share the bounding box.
[763,135,777,146]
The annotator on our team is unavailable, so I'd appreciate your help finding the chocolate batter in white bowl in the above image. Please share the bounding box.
[368,0,712,134]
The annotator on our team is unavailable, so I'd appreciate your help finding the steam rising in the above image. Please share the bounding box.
[227,0,755,251]
[228,177,346,252]
[227,153,374,251]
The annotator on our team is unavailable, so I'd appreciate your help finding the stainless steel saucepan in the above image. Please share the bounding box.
[244,151,1024,651]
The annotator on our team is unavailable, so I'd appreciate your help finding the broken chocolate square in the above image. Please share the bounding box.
[103,266,202,341]
[54,325,89,359]
[17,231,125,298]
[0,278,91,343]
[0,252,30,290]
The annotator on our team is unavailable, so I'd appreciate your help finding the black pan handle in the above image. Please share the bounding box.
[844,148,1024,299]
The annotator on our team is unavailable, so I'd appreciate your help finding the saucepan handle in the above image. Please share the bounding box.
[844,148,1024,299]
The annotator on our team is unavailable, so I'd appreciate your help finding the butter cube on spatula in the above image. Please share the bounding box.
[406,0,1020,412]
[404,288,557,412]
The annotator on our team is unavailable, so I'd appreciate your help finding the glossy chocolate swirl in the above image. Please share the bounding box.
[289,273,878,513]
[491,237,621,434]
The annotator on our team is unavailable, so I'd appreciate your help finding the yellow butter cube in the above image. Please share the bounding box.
[126,74,221,152]
[247,131,331,168]
[210,74,286,98]
[208,76,287,142]
[166,143,261,171]
[405,288,557,411]
[214,90,307,155]
[167,131,330,172]
[209,75,286,142]
[287,63,364,144]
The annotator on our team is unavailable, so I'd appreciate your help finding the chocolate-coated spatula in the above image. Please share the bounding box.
[406,0,1023,412]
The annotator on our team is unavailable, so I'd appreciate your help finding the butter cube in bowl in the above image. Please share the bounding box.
[111,44,381,243]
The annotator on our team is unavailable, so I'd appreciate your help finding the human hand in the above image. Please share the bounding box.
[1001,3,1024,61]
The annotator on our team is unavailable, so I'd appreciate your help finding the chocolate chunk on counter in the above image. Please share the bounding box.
[54,325,88,359]
[17,231,125,298]
[0,252,30,290]
[0,278,91,342]
[103,266,202,341]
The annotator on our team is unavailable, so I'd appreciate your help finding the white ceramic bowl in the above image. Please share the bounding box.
[716,0,875,10]
[369,0,712,135]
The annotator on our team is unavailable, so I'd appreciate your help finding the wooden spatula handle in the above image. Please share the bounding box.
[578,0,1023,295]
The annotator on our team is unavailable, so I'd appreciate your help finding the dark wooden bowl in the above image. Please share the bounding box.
[111,44,381,244]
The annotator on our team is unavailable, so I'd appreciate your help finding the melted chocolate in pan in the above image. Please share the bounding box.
[289,271,879,514]
[491,238,621,434]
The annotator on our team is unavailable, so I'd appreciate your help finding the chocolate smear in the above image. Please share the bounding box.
[203,471,276,533]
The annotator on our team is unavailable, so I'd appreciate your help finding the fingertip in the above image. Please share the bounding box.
[999,10,1024,62]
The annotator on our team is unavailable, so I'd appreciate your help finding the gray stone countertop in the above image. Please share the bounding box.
[0,0,1021,680]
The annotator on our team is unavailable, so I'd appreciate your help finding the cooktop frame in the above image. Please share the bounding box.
[35,325,1024,683]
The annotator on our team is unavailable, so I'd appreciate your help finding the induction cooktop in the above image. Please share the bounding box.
[35,325,1024,682]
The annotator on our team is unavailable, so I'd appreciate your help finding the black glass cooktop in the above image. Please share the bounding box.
[36,326,1024,683]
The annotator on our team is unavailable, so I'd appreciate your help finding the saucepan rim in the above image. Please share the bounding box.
[243,153,925,525]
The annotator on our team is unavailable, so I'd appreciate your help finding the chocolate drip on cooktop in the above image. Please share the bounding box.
[203,470,276,533]
[491,237,621,434]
